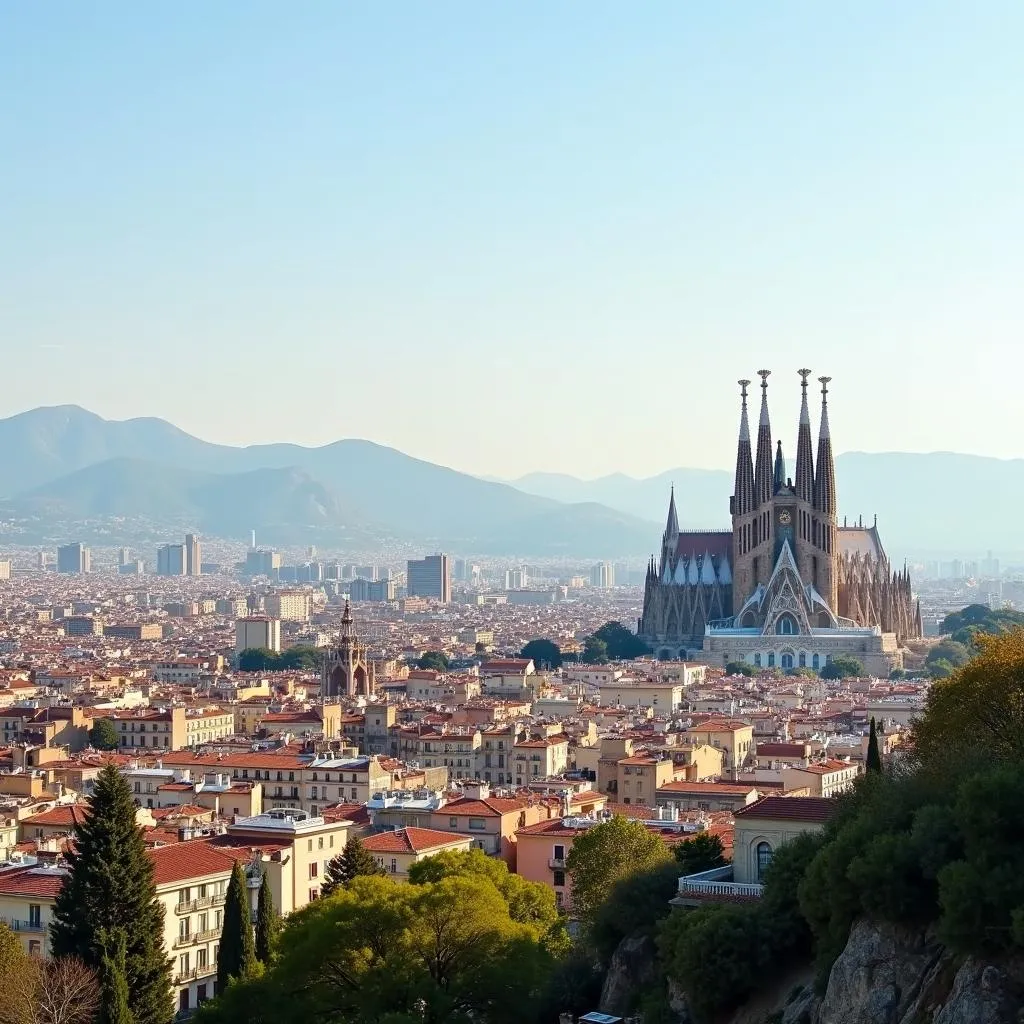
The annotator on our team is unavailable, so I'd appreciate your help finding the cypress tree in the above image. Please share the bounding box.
[51,763,172,1024]
[321,835,384,897]
[254,871,279,964]
[98,929,137,1024]
[866,716,883,773]
[218,861,256,990]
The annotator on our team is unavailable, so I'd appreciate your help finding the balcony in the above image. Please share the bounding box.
[173,928,220,949]
[174,962,217,985]
[672,866,763,906]
[548,857,566,869]
[175,894,225,914]
[0,916,44,933]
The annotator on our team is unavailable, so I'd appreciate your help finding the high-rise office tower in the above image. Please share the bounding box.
[185,534,202,576]
[407,554,451,603]
[57,543,90,574]
[157,544,187,576]
[119,547,131,567]
[590,561,615,589]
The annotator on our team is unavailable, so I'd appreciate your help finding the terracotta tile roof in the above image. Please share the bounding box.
[734,795,836,823]
[688,718,752,732]
[149,839,245,886]
[441,796,530,818]
[0,865,68,898]
[362,827,473,855]
[756,743,809,757]
[21,805,87,828]
[656,781,758,796]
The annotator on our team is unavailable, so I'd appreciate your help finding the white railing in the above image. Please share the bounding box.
[677,865,763,899]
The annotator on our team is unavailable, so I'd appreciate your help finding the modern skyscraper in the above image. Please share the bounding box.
[590,562,615,589]
[157,544,187,576]
[185,534,202,576]
[235,616,281,654]
[57,543,90,574]
[407,554,451,603]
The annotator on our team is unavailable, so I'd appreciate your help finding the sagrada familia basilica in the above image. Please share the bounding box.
[638,370,921,676]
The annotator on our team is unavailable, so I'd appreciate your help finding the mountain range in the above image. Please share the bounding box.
[0,406,656,555]
[0,405,1018,557]
[509,452,1024,557]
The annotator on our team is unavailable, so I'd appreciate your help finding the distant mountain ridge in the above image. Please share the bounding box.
[507,452,1024,557]
[0,406,657,555]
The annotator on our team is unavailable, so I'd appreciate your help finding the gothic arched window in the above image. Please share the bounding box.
[781,652,794,670]
[812,653,820,670]
[756,841,773,881]
[776,614,797,635]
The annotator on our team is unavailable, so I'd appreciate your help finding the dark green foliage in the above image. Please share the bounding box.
[925,640,973,673]
[89,718,120,750]
[255,872,279,964]
[520,638,562,669]
[50,763,172,1024]
[673,831,726,876]
[941,602,1024,636]
[98,929,137,1024]
[581,636,609,664]
[237,646,323,672]
[590,861,681,963]
[590,621,650,660]
[866,717,882,773]
[417,650,450,672]
[724,660,754,676]
[218,862,256,990]
[819,655,864,679]
[321,836,385,897]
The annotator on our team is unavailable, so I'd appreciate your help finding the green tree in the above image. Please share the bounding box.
[589,861,680,963]
[0,920,36,1024]
[914,630,1024,765]
[673,831,727,875]
[819,655,864,680]
[196,874,558,1024]
[520,638,562,669]
[581,637,609,665]
[218,861,256,990]
[417,650,450,672]
[724,661,754,676]
[565,816,670,927]
[255,872,280,964]
[321,836,384,897]
[98,930,137,1024]
[237,648,277,672]
[50,763,172,1024]
[866,717,882,773]
[926,639,972,670]
[89,718,120,751]
[591,621,649,660]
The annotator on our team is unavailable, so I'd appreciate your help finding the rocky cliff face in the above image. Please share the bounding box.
[814,920,1024,1024]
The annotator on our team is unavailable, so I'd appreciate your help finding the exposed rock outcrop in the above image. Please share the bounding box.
[933,958,1024,1024]
[599,932,661,1019]
[817,919,946,1024]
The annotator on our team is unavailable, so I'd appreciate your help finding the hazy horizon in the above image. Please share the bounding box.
[4,3,1023,477]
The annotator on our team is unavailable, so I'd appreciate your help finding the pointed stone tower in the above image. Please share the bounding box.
[813,377,839,612]
[322,601,375,701]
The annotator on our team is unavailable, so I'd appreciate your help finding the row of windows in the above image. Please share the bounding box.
[752,651,831,670]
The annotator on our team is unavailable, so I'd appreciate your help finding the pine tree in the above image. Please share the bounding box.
[321,835,385,897]
[254,871,279,964]
[866,716,883,773]
[98,929,137,1024]
[50,763,172,1024]
[218,861,256,990]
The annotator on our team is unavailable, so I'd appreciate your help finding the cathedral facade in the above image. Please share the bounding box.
[639,370,921,676]
[322,602,376,699]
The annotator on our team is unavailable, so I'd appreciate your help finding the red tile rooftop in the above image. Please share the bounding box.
[734,796,837,823]
[362,827,472,855]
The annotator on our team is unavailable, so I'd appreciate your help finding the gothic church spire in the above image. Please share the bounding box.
[794,368,815,503]
[814,376,837,517]
[732,380,755,516]
[752,370,774,508]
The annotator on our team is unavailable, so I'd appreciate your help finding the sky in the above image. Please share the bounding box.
[2,2,1023,480]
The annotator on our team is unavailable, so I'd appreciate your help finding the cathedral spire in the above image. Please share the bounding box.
[814,376,837,517]
[663,485,680,542]
[752,370,774,507]
[732,380,755,516]
[794,368,815,503]
[773,440,786,494]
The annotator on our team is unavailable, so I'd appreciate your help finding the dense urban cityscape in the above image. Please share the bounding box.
[7,4,1024,1024]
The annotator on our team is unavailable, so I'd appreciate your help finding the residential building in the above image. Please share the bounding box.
[235,616,281,654]
[362,827,473,882]
[685,718,754,771]
[264,590,312,623]
[511,733,569,786]
[731,796,836,884]
[157,544,187,576]
[781,760,859,798]
[185,534,202,576]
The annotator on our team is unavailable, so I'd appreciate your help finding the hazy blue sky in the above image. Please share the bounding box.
[2,3,1022,479]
